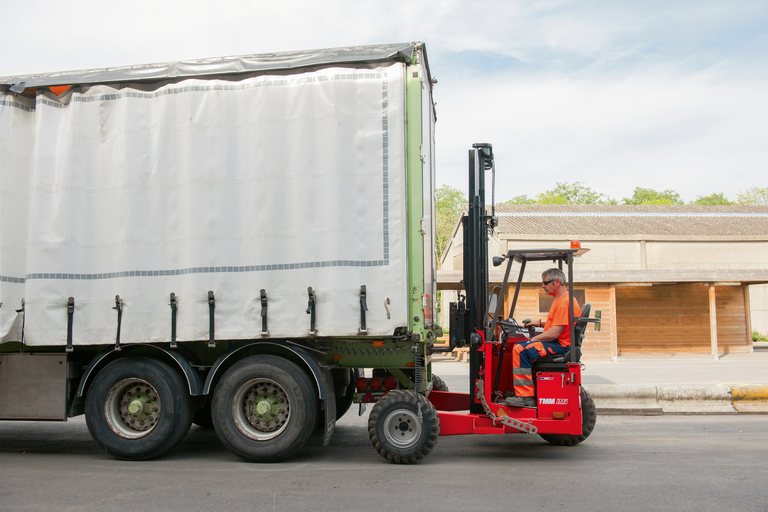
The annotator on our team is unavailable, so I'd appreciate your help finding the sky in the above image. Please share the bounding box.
[2,0,766,203]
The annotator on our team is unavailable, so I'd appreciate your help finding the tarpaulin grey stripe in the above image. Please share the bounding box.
[23,260,389,281]
[0,275,26,283]
[0,99,34,112]
[382,75,389,264]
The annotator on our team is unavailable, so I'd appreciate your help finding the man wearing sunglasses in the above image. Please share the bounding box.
[504,268,581,408]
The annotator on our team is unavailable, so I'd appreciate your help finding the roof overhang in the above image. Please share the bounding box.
[436,269,768,290]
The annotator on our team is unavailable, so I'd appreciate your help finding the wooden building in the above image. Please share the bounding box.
[438,205,768,361]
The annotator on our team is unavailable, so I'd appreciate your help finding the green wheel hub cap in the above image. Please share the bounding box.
[234,379,291,440]
[105,378,162,439]
[253,395,279,420]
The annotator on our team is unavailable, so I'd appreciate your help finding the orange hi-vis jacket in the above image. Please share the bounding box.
[544,294,582,347]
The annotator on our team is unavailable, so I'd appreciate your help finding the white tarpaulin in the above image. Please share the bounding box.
[0,63,409,346]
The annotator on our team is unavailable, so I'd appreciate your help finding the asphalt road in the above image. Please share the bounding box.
[0,413,766,512]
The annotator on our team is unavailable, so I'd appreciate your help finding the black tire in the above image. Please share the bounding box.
[211,355,317,462]
[85,357,194,461]
[368,390,439,464]
[540,388,596,446]
[333,368,361,421]
[431,374,449,392]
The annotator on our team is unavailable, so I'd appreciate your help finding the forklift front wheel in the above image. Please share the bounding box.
[368,390,439,464]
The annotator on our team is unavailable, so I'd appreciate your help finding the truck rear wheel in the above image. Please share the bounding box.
[540,388,596,446]
[211,355,317,462]
[85,357,194,460]
[368,390,439,464]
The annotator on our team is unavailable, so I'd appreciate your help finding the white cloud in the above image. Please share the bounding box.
[2,0,766,203]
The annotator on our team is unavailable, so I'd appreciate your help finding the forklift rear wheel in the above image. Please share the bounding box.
[85,356,194,460]
[540,388,596,446]
[368,390,439,464]
[431,374,449,392]
[211,355,317,462]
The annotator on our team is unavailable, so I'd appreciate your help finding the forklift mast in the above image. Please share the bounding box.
[463,143,495,415]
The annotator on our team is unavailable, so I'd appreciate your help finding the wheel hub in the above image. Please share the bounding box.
[383,409,422,448]
[105,379,162,439]
[233,379,291,440]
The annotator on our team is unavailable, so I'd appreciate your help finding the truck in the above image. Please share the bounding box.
[0,42,595,464]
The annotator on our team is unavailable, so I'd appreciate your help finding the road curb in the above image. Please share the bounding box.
[584,384,768,415]
[731,386,768,413]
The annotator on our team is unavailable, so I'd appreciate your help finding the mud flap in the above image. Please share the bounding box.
[322,368,336,446]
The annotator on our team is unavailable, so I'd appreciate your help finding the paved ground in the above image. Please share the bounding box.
[1,415,766,511]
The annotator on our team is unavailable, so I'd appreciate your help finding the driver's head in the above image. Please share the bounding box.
[541,268,566,295]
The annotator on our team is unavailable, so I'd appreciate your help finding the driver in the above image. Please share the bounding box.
[504,268,581,408]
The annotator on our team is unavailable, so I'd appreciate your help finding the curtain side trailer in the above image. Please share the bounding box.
[0,42,441,461]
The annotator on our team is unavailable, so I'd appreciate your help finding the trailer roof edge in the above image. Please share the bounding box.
[1,42,421,89]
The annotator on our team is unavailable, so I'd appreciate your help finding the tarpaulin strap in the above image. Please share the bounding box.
[66,297,75,352]
[208,291,216,348]
[359,285,368,334]
[306,287,316,336]
[113,295,123,351]
[260,289,268,337]
[15,299,25,345]
[475,378,537,434]
[169,293,178,349]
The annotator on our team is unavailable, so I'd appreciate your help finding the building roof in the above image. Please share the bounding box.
[493,205,768,240]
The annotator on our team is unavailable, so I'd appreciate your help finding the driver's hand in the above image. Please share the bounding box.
[522,318,534,327]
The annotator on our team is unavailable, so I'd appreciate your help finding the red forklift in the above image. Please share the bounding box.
[431,143,598,442]
[365,144,598,463]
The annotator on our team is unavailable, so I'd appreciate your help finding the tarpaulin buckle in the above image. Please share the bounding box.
[66,297,75,353]
[169,293,178,349]
[260,289,268,337]
[208,291,216,348]
[359,285,368,335]
[112,295,123,351]
[306,287,316,336]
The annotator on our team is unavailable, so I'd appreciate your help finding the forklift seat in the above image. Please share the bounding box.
[532,303,591,366]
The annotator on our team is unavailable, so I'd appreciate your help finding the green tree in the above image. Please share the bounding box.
[499,194,536,205]
[690,193,732,205]
[536,181,613,205]
[622,187,684,205]
[736,186,768,206]
[435,185,465,266]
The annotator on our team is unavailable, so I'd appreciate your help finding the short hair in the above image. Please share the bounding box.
[542,268,566,286]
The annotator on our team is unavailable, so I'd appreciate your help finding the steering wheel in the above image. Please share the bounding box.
[498,318,528,338]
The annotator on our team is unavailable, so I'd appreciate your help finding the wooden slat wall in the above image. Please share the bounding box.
[583,285,614,361]
[715,286,750,354]
[617,284,709,354]
[616,284,750,355]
